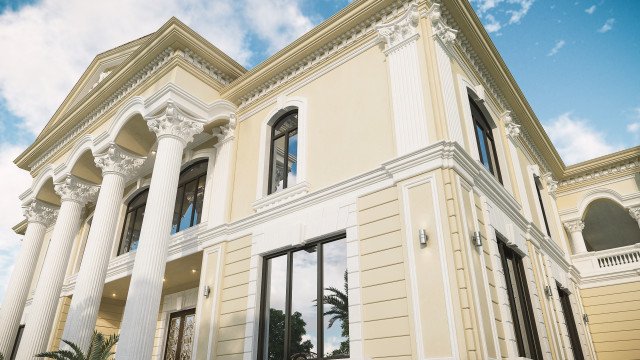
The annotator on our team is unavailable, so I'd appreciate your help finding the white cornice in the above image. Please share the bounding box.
[558,158,640,188]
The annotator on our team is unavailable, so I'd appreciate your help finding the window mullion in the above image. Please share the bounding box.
[175,184,185,232]
[283,131,290,189]
[284,251,293,360]
[189,178,198,227]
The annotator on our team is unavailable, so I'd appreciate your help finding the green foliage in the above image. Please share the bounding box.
[322,270,350,358]
[35,331,118,360]
[266,308,314,360]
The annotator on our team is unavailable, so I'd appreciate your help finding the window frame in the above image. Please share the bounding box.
[533,175,551,237]
[171,159,208,233]
[257,233,349,360]
[469,97,502,183]
[162,308,197,360]
[497,237,542,359]
[267,110,298,195]
[557,285,584,360]
[117,188,149,255]
[10,324,25,360]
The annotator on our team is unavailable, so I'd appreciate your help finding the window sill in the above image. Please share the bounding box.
[253,181,309,212]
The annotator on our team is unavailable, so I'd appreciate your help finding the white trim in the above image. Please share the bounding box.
[400,175,458,360]
[191,245,223,360]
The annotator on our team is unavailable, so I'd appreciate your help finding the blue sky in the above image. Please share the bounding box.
[0,0,637,301]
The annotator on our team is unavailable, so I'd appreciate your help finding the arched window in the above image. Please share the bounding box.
[269,111,298,194]
[583,199,640,251]
[171,160,208,234]
[119,189,148,255]
[117,160,208,256]
[469,97,502,183]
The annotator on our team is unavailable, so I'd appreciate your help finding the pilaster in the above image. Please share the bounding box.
[209,118,236,226]
[564,220,588,255]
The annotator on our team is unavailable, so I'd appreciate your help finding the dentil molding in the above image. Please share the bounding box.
[54,175,99,206]
[145,101,205,144]
[23,200,58,227]
[94,144,146,178]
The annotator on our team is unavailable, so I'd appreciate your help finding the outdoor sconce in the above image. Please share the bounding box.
[418,229,428,245]
[583,314,589,324]
[203,285,211,298]
[544,285,553,298]
[472,231,482,247]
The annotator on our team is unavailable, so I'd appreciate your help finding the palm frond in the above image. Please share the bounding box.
[61,339,86,359]
[36,349,78,360]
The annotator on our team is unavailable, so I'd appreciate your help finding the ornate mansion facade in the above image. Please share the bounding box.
[1,0,639,359]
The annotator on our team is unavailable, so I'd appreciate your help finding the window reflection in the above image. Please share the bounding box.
[470,97,501,182]
[269,111,298,194]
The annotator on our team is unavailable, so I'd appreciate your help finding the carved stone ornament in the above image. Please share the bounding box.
[564,220,585,233]
[94,144,146,178]
[629,207,640,221]
[376,3,420,53]
[427,3,458,46]
[23,200,58,226]
[213,114,237,144]
[146,101,204,144]
[502,110,521,139]
[54,175,99,206]
[541,172,558,198]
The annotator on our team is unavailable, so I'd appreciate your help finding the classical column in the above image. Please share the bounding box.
[629,207,640,229]
[116,102,203,360]
[564,220,588,255]
[61,145,144,351]
[0,201,57,357]
[16,176,98,360]
[377,4,430,156]
[209,118,236,225]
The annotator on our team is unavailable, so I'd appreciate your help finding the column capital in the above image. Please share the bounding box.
[564,219,585,233]
[541,172,558,198]
[376,3,419,54]
[146,101,204,145]
[23,200,58,227]
[94,144,146,178]
[54,175,99,206]
[502,111,521,140]
[426,3,458,47]
[629,206,640,220]
[213,117,236,146]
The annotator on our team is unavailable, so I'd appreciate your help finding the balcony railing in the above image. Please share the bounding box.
[572,243,640,280]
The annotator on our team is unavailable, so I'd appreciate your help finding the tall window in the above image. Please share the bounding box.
[259,236,349,360]
[163,308,196,360]
[533,175,551,236]
[269,111,298,194]
[557,285,584,360]
[10,325,25,360]
[497,238,541,359]
[119,189,148,254]
[171,160,208,234]
[470,97,502,182]
[118,160,208,255]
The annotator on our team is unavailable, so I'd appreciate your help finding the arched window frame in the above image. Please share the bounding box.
[255,97,309,207]
[117,188,149,255]
[171,159,209,234]
[267,110,299,195]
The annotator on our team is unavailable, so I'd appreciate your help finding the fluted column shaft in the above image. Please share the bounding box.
[61,145,144,351]
[16,177,98,360]
[565,220,588,255]
[116,102,203,360]
[0,201,57,356]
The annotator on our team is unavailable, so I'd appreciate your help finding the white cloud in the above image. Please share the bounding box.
[627,122,640,134]
[547,39,566,56]
[585,5,596,14]
[544,112,622,165]
[484,14,503,33]
[598,18,615,33]
[506,0,534,24]
[0,144,33,303]
[0,0,315,136]
[473,0,535,33]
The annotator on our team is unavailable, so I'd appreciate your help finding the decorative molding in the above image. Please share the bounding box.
[559,159,640,187]
[54,175,99,206]
[376,3,420,53]
[181,48,232,85]
[426,3,458,47]
[212,114,236,145]
[502,111,521,139]
[94,144,146,179]
[238,1,410,108]
[252,181,310,213]
[564,220,585,233]
[23,200,58,227]
[541,172,558,199]
[146,101,205,144]
[629,206,640,221]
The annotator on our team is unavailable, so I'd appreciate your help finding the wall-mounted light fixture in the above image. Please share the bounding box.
[583,314,589,324]
[471,231,482,247]
[418,229,428,245]
[203,285,211,298]
[544,285,553,298]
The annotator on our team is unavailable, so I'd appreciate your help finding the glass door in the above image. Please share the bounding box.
[163,308,196,360]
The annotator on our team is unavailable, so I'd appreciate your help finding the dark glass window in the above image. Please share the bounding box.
[557,285,584,360]
[163,308,196,360]
[269,111,298,194]
[534,175,551,237]
[497,237,542,359]
[171,160,208,234]
[118,160,208,255]
[259,235,349,360]
[10,324,25,360]
[470,97,502,182]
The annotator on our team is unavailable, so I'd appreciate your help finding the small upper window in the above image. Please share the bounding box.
[533,175,551,237]
[470,97,502,183]
[171,160,208,234]
[119,189,148,255]
[269,111,298,194]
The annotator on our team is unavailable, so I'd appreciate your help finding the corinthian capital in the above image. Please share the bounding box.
[426,3,458,47]
[213,115,237,145]
[541,172,558,198]
[376,3,420,53]
[629,206,640,221]
[146,101,204,145]
[564,220,585,233]
[502,111,521,139]
[23,200,58,227]
[54,175,99,206]
[94,144,146,178]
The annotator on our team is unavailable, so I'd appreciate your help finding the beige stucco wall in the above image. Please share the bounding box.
[94,298,125,337]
